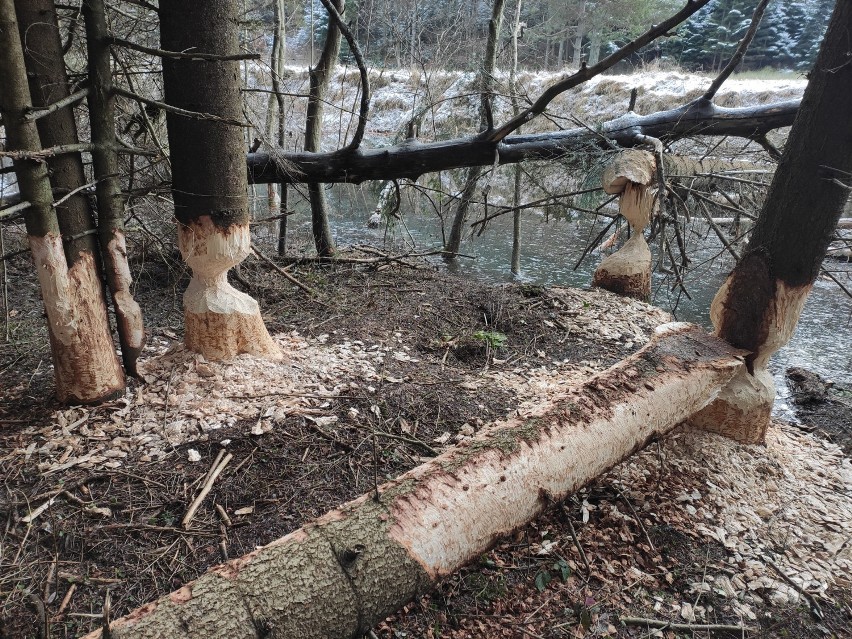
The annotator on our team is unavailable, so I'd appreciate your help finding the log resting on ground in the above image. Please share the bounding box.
[247,98,798,185]
[85,323,744,639]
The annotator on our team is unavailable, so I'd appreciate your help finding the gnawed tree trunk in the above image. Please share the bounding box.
[85,323,744,639]
[592,149,657,299]
[689,0,852,445]
[305,0,343,257]
[160,0,281,361]
[0,0,125,404]
[83,0,146,376]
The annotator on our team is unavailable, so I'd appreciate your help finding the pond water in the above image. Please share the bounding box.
[255,182,852,421]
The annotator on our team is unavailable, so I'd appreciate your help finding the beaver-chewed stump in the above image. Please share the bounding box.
[592,150,657,301]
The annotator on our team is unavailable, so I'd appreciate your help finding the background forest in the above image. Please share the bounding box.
[265,0,835,72]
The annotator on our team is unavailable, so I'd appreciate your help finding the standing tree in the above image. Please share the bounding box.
[305,0,343,257]
[83,0,146,376]
[1,0,125,403]
[690,0,852,444]
[159,0,281,361]
[444,0,505,259]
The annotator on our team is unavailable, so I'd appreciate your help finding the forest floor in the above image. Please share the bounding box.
[1,249,851,639]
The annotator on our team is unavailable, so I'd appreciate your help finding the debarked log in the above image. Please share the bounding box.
[84,323,744,639]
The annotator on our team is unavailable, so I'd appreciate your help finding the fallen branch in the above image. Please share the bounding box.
[250,242,320,297]
[621,616,754,635]
[182,452,233,529]
[247,99,799,185]
[764,556,825,620]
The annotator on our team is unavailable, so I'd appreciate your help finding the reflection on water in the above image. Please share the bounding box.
[293,182,850,418]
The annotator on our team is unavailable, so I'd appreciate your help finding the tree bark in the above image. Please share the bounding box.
[690,0,852,445]
[247,98,799,185]
[443,0,505,259]
[84,324,744,639]
[305,0,343,257]
[571,0,586,67]
[0,0,124,403]
[592,150,657,299]
[160,0,280,361]
[83,0,146,376]
[509,0,524,276]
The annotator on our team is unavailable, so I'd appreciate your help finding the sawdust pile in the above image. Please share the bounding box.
[606,422,852,622]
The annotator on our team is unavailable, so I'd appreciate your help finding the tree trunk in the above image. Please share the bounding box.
[444,0,505,259]
[690,0,852,445]
[305,0,343,257]
[572,0,586,67]
[267,0,287,255]
[160,0,281,361]
[247,98,799,185]
[509,0,523,276]
[85,324,744,639]
[83,0,146,376]
[588,28,602,66]
[0,0,124,403]
[592,150,657,299]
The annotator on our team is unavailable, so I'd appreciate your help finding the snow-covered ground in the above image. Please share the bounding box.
[243,64,807,151]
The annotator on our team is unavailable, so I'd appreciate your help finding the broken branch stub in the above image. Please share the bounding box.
[85,323,743,639]
[593,150,657,300]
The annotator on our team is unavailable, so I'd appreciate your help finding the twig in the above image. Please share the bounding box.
[23,87,90,122]
[101,589,111,639]
[182,453,233,529]
[1,223,8,341]
[562,507,590,575]
[304,417,355,452]
[98,523,218,536]
[374,430,438,456]
[250,242,320,297]
[54,583,77,620]
[53,179,100,209]
[613,485,656,553]
[113,86,249,127]
[25,590,47,639]
[200,449,227,489]
[106,36,260,61]
[0,143,93,161]
[621,617,753,635]
[764,556,825,620]
[697,198,741,262]
[703,0,771,102]
[215,503,232,527]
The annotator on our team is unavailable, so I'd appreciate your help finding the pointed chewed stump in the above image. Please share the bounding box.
[178,216,282,361]
[592,149,658,300]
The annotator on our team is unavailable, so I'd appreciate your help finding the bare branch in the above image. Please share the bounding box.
[703,0,771,101]
[106,36,260,61]
[113,86,250,127]
[317,0,370,150]
[485,0,712,142]
[0,142,93,161]
[22,87,90,122]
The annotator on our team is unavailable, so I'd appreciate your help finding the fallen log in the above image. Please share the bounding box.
[85,323,743,639]
[247,99,799,185]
